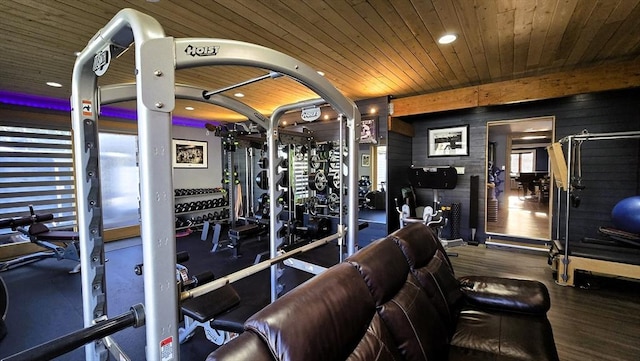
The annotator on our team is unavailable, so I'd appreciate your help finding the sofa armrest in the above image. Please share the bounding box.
[458,276,550,315]
[206,331,275,361]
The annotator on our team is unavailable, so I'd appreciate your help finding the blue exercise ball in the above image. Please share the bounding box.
[611,196,640,234]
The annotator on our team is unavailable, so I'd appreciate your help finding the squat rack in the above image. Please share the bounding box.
[554,130,640,285]
[71,8,359,361]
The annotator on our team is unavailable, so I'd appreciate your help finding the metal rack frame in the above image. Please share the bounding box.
[71,8,359,361]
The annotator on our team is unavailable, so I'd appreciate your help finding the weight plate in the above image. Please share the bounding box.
[306,196,319,215]
[310,154,321,170]
[328,193,340,212]
[312,171,327,192]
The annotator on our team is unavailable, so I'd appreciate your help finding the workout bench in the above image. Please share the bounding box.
[0,206,80,273]
[179,284,242,345]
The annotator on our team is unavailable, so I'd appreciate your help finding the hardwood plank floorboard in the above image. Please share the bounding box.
[486,187,551,240]
[450,245,640,361]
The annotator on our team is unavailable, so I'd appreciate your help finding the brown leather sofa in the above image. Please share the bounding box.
[206,223,559,361]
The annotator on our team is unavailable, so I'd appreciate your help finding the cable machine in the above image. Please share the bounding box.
[69,8,360,361]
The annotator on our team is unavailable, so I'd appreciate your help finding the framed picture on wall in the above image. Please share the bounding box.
[360,117,377,144]
[361,154,371,167]
[172,139,208,168]
[427,125,469,157]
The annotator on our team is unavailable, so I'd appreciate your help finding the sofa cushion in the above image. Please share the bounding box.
[394,235,463,328]
[346,314,406,361]
[391,223,445,269]
[347,237,410,306]
[458,276,551,315]
[348,237,449,361]
[449,345,523,361]
[452,308,559,361]
[376,273,449,361]
[244,263,377,361]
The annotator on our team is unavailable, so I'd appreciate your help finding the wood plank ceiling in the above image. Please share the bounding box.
[1,0,639,122]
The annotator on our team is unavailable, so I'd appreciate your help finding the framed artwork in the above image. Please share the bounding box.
[361,154,371,167]
[427,125,469,157]
[172,139,208,168]
[360,117,378,144]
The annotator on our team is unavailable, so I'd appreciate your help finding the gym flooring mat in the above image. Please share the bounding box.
[0,230,356,360]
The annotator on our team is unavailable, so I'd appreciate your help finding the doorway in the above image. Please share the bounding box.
[485,116,554,241]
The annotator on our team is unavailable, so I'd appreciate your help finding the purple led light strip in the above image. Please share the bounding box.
[0,90,219,128]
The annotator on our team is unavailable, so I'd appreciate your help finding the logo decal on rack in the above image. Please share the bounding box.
[92,47,111,76]
[301,106,321,122]
[82,100,93,117]
[184,44,220,57]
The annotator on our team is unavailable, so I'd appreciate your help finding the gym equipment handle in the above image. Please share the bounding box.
[0,213,54,230]
[2,304,145,361]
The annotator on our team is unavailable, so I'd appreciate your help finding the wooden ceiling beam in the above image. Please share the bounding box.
[391,59,640,117]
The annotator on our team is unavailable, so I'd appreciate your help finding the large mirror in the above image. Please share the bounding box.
[486,116,554,241]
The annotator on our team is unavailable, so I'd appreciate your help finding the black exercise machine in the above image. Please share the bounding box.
[397,166,464,251]
[0,206,80,273]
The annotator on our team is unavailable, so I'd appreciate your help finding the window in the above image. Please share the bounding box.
[376,146,387,191]
[510,150,535,176]
[0,125,75,242]
[99,133,140,229]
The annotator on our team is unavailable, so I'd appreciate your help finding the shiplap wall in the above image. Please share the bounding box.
[398,87,640,243]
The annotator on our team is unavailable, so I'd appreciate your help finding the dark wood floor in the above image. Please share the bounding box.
[2,238,639,360]
[450,245,640,361]
[486,187,551,240]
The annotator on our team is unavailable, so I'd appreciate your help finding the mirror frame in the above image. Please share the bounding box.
[485,116,555,242]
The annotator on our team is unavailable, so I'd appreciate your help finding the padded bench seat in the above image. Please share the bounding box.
[181,284,241,324]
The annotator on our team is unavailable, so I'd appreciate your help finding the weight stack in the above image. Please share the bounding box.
[451,202,461,239]
[487,198,498,222]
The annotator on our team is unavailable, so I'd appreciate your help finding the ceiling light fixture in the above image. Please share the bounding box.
[185,106,194,111]
[438,34,457,44]
[46,82,63,88]
[317,71,325,76]
[234,92,245,98]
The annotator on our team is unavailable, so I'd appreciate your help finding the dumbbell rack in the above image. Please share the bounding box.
[174,188,230,232]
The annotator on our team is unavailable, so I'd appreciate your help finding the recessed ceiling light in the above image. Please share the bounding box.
[317,71,325,76]
[438,34,457,44]
[234,92,245,98]
[185,106,195,111]
[324,115,329,120]
[46,82,63,88]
